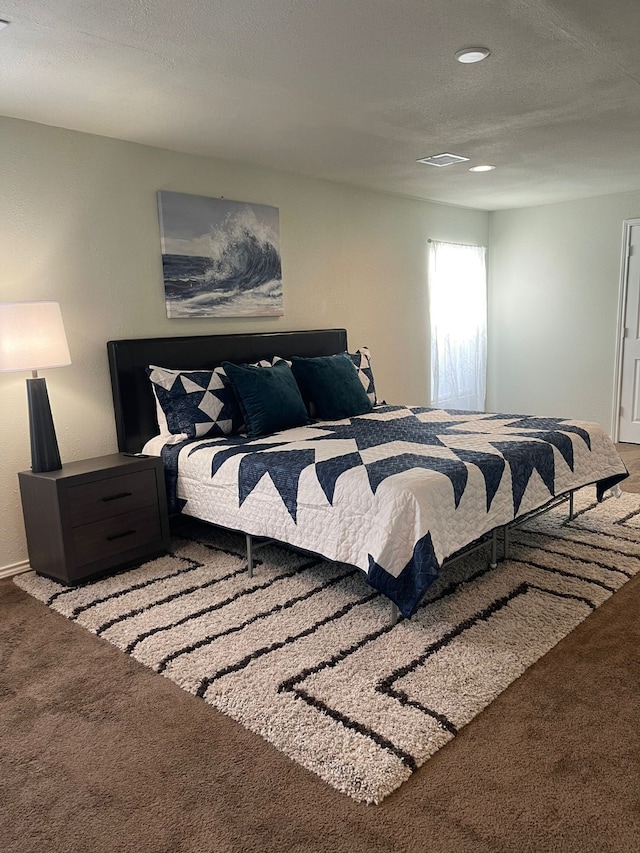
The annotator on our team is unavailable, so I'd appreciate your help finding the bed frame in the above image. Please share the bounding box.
[107,328,576,624]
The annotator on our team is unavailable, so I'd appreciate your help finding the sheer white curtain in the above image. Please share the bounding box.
[428,240,487,411]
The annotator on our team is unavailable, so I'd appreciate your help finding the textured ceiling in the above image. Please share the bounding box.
[2,0,640,210]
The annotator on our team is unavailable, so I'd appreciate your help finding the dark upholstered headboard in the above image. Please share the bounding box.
[107,328,348,453]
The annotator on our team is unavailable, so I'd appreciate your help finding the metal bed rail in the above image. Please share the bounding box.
[243,489,576,626]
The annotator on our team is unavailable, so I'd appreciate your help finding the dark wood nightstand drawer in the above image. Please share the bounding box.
[68,468,157,527]
[72,505,162,568]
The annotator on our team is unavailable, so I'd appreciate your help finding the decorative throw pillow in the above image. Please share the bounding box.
[347,347,378,406]
[147,365,243,439]
[222,359,309,438]
[291,353,373,420]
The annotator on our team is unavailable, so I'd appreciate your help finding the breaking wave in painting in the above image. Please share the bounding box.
[163,208,283,318]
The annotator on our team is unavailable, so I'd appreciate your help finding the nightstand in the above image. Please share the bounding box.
[18,453,170,584]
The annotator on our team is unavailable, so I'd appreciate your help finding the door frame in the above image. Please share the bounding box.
[612,217,640,441]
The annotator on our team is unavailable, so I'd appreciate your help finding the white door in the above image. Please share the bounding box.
[618,222,640,442]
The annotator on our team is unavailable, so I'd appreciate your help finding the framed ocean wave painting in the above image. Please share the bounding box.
[157,190,283,318]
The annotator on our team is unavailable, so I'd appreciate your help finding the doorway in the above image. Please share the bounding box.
[615,218,640,442]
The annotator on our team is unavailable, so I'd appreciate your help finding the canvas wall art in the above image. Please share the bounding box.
[157,191,283,318]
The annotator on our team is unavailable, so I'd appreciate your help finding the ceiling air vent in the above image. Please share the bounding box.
[416,152,470,167]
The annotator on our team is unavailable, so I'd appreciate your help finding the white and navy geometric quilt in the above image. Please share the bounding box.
[159,405,627,616]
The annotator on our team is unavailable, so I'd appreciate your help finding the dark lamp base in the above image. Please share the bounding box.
[26,377,62,473]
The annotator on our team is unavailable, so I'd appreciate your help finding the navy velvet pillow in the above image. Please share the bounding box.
[291,354,373,420]
[222,359,309,438]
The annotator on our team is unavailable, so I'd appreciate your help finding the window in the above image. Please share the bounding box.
[428,240,487,411]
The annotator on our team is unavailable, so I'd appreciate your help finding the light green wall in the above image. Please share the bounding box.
[0,115,488,570]
[488,192,640,428]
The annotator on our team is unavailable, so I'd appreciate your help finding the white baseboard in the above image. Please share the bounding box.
[0,560,31,580]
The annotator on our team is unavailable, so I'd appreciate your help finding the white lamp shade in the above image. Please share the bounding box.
[0,301,71,373]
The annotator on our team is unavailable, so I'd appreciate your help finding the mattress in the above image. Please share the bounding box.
[144,405,628,616]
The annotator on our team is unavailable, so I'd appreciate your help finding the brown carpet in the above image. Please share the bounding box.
[2,469,640,850]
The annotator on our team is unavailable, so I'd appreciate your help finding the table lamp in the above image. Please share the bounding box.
[0,301,71,472]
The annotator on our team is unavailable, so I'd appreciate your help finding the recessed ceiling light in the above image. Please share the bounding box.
[0,20,10,31]
[469,165,496,172]
[455,47,491,64]
[417,152,470,167]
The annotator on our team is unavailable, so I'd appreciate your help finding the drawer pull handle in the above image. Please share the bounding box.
[102,491,133,503]
[106,529,136,542]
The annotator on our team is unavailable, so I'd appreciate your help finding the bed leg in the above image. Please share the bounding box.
[246,534,254,578]
[489,528,498,569]
[568,491,574,521]
[390,602,400,626]
[503,525,510,561]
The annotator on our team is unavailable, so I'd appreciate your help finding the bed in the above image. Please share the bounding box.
[107,328,628,619]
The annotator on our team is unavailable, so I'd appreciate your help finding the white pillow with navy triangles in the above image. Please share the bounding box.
[147,364,244,439]
[347,347,377,406]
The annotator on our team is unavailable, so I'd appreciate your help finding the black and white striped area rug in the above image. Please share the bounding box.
[14,488,640,803]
